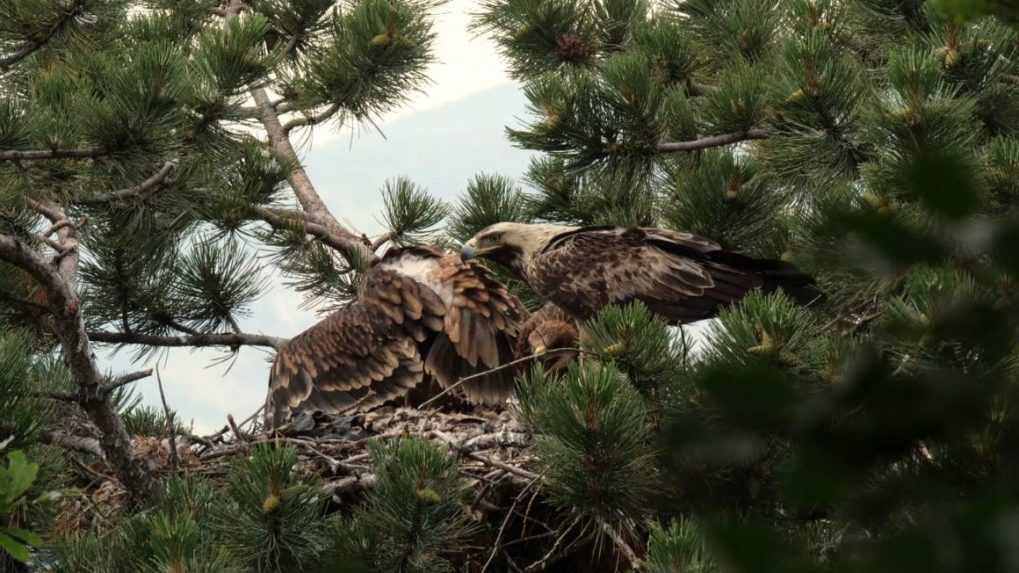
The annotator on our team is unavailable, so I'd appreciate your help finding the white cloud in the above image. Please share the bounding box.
[310,0,514,146]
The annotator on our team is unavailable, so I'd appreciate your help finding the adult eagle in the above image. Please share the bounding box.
[265,244,525,428]
[461,223,820,324]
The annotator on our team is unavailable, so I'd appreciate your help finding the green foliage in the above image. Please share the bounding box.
[122,404,190,438]
[52,476,240,573]
[217,445,331,573]
[301,0,445,122]
[447,173,531,243]
[663,151,789,257]
[582,301,685,396]
[0,333,51,450]
[645,517,718,573]
[0,451,41,564]
[381,177,449,245]
[516,361,657,528]
[325,437,475,573]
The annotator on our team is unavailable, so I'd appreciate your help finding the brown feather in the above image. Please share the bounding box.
[265,246,526,427]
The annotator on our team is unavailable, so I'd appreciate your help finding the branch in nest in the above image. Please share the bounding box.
[420,348,588,410]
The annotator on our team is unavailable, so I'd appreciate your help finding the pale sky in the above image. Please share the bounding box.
[102,2,536,432]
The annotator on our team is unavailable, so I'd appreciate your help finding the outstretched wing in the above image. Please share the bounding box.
[265,266,445,428]
[267,247,527,426]
[422,253,526,404]
[529,227,818,323]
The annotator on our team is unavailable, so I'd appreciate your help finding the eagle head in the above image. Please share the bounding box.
[461,222,576,277]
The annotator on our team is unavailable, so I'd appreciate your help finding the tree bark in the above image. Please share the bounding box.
[0,233,151,498]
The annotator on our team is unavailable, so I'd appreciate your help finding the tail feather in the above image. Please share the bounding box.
[708,251,824,306]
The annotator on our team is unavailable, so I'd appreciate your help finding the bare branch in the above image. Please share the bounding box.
[26,198,65,223]
[253,205,371,256]
[155,366,180,471]
[282,103,342,134]
[0,148,106,161]
[371,232,396,252]
[657,129,769,152]
[88,329,286,350]
[101,369,154,394]
[41,219,73,238]
[76,161,177,205]
[249,88,372,263]
[419,348,588,409]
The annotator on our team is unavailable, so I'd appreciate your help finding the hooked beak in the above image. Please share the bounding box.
[461,241,481,260]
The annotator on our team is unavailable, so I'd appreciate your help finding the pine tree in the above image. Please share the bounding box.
[455,0,1019,569]
[0,0,448,500]
[4,0,1019,572]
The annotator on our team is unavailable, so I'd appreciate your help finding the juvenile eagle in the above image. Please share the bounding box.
[516,302,580,371]
[462,223,820,325]
[266,244,525,428]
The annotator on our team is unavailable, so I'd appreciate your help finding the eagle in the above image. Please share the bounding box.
[516,302,580,371]
[265,244,526,428]
[461,223,821,325]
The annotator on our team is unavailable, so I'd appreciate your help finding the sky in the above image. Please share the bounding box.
[101,1,538,433]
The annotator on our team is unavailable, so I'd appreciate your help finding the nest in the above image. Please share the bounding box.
[56,405,536,531]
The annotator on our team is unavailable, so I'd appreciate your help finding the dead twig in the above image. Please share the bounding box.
[155,366,179,472]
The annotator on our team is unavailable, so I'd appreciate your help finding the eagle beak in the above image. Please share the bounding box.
[461,242,479,260]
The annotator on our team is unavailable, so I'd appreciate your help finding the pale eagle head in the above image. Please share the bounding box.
[461,222,577,277]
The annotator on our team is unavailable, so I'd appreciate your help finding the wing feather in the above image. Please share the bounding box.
[528,226,817,324]
[267,246,527,427]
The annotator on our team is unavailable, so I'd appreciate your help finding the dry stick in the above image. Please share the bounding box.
[482,476,542,573]
[503,550,525,573]
[419,348,586,410]
[202,404,265,444]
[521,482,544,539]
[431,430,539,481]
[101,369,154,394]
[600,522,643,570]
[226,414,247,445]
[525,516,585,573]
[155,366,180,472]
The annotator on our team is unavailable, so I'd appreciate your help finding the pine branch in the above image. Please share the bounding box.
[249,88,371,260]
[282,103,342,134]
[0,231,150,497]
[101,369,153,394]
[0,8,78,71]
[75,161,177,205]
[0,148,106,161]
[656,129,769,152]
[252,205,371,256]
[88,329,286,350]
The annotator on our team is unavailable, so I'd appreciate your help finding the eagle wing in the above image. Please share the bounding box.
[265,266,444,428]
[529,227,818,324]
[266,246,526,426]
[423,253,525,404]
